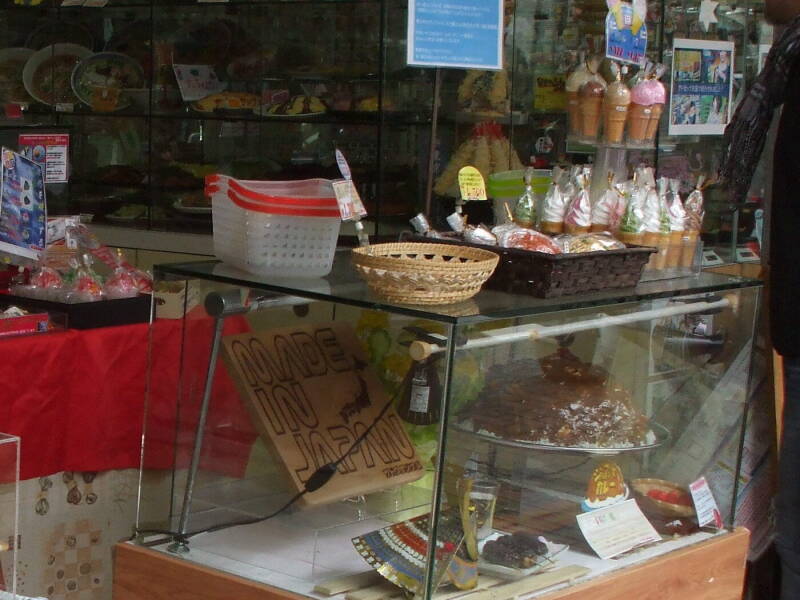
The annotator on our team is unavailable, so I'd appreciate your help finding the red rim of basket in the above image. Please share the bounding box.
[206,174,340,210]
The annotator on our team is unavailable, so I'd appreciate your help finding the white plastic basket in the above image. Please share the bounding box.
[206,174,342,278]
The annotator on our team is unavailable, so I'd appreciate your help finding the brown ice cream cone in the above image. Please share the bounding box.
[617,231,644,246]
[580,96,603,139]
[603,103,629,144]
[645,103,664,141]
[540,220,565,234]
[665,230,684,267]
[590,223,610,233]
[567,91,582,135]
[565,224,590,234]
[680,231,700,267]
[627,103,654,143]
[655,233,670,269]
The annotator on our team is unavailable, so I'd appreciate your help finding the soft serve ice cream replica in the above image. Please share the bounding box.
[628,65,667,145]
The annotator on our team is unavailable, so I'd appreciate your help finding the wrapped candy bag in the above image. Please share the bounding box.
[554,232,626,253]
[499,228,562,254]
[464,224,497,246]
[409,213,445,239]
[69,254,104,303]
[105,250,140,299]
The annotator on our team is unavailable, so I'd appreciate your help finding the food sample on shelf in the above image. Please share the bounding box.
[582,461,628,511]
[433,123,524,197]
[554,232,626,253]
[463,349,654,448]
[591,177,621,232]
[642,183,667,268]
[482,533,548,569]
[498,228,562,254]
[457,69,510,115]
[464,224,498,246]
[193,91,259,112]
[565,58,593,136]
[617,185,645,245]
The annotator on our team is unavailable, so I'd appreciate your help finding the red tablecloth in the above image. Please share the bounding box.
[0,314,258,480]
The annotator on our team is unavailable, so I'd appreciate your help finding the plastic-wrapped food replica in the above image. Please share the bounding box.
[665,179,686,268]
[682,176,706,267]
[617,184,646,245]
[554,233,625,253]
[565,55,594,136]
[628,67,666,144]
[603,68,631,144]
[564,175,592,234]
[498,228,562,254]
[540,181,568,234]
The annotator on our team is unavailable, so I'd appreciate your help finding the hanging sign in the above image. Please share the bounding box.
[605,0,648,66]
[221,323,424,506]
[407,0,504,70]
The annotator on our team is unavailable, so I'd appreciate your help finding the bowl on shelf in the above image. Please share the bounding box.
[22,43,91,106]
[631,478,695,518]
[351,242,499,306]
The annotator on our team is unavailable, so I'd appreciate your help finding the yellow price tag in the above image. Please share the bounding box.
[458,166,487,202]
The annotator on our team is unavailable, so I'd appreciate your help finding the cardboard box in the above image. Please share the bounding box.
[0,312,49,337]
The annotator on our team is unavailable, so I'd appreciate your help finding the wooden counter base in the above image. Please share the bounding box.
[113,528,749,600]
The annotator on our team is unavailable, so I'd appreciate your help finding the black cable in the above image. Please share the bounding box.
[136,388,400,544]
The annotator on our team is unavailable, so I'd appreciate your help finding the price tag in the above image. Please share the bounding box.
[55,103,74,113]
[702,250,724,267]
[457,166,487,201]
[690,477,723,529]
[575,499,660,559]
[332,180,366,222]
[605,1,648,66]
[172,65,226,102]
[735,247,760,263]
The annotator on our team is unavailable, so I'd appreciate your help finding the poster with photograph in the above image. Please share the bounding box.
[669,38,735,136]
[0,148,46,261]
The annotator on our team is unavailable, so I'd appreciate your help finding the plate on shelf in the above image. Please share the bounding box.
[451,420,670,455]
[71,52,145,111]
[477,533,568,580]
[23,43,92,106]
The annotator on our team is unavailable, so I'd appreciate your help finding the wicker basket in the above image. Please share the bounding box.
[403,234,655,298]
[351,242,499,305]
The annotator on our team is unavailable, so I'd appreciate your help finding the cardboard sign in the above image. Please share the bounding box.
[690,477,724,528]
[605,0,648,66]
[0,148,46,261]
[19,134,69,183]
[222,323,424,505]
[458,166,487,201]
[575,499,661,559]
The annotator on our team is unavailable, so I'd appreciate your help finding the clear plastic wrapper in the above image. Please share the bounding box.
[69,254,104,303]
[464,224,497,246]
[447,211,466,233]
[105,251,140,300]
[514,168,536,228]
[554,233,626,253]
[409,213,444,239]
[499,228,562,254]
[684,176,706,232]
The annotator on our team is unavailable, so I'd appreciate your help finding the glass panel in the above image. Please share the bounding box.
[0,433,19,599]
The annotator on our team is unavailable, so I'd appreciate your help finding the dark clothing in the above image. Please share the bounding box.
[770,58,800,358]
[778,358,800,600]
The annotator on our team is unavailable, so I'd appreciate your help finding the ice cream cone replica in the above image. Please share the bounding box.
[644,103,664,140]
[681,176,706,267]
[591,174,617,232]
[642,231,662,269]
[665,178,687,268]
[603,71,631,144]
[628,76,666,144]
[566,58,593,136]
[653,178,672,269]
[617,185,645,246]
[564,176,592,234]
[579,79,606,139]
[541,181,567,234]
[641,185,665,270]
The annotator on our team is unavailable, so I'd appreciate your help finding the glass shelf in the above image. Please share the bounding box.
[154,253,761,325]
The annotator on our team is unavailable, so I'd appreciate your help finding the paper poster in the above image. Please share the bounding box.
[575,499,661,559]
[605,0,648,66]
[172,65,226,102]
[407,0,504,70]
[668,38,735,136]
[0,148,46,261]
[18,134,69,184]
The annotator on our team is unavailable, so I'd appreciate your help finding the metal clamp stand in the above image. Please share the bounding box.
[167,289,309,553]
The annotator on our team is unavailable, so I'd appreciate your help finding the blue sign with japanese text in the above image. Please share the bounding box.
[407,0,504,70]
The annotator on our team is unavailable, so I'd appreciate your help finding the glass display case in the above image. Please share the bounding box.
[0,0,768,259]
[133,254,761,599]
[0,433,19,600]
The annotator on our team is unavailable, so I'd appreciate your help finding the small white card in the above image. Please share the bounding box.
[172,65,226,102]
[576,499,661,559]
[332,180,366,222]
[690,477,723,528]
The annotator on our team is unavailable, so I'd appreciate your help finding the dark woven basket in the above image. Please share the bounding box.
[404,234,655,298]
